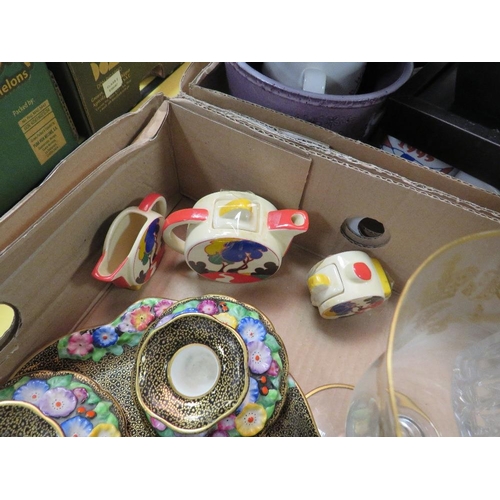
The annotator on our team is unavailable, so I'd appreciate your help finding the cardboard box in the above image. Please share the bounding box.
[1,79,500,435]
[0,62,79,216]
[48,62,182,137]
[181,63,500,214]
[0,94,169,251]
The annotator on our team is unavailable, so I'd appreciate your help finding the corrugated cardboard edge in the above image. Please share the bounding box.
[175,94,500,224]
[0,96,179,384]
[0,94,166,252]
[168,94,500,296]
[181,62,500,214]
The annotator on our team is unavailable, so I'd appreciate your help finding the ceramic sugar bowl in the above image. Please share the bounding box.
[307,251,393,319]
[162,191,309,283]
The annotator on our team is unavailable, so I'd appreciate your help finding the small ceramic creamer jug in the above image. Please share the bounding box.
[162,190,309,283]
[92,193,167,289]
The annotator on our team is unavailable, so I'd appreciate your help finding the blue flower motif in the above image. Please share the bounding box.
[61,416,94,437]
[237,316,267,344]
[221,240,267,262]
[39,387,77,418]
[330,301,356,316]
[92,325,118,348]
[237,377,259,414]
[144,219,160,253]
[13,379,49,407]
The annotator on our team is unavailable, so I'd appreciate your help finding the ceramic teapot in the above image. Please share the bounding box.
[162,190,309,283]
[92,193,167,289]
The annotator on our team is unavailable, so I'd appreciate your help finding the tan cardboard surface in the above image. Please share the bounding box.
[1,93,500,435]
[182,62,500,213]
[298,155,500,289]
[71,232,395,436]
[168,101,311,209]
[0,98,179,382]
[0,94,166,251]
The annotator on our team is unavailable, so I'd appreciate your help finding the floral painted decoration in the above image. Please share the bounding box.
[134,218,164,287]
[325,296,385,318]
[58,298,175,362]
[0,372,125,437]
[147,296,287,438]
[187,238,280,283]
[235,403,268,437]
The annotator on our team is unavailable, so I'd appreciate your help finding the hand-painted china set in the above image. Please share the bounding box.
[0,191,393,437]
[92,190,393,317]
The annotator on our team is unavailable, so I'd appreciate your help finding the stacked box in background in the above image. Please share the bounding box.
[0,62,80,217]
[48,62,182,138]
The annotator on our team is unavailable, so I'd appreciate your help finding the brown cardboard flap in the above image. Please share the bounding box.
[298,155,500,290]
[182,63,500,213]
[303,142,500,223]
[0,94,166,251]
[180,62,214,94]
[169,99,312,209]
[0,98,179,384]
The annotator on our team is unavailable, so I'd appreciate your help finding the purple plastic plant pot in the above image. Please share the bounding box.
[224,62,414,141]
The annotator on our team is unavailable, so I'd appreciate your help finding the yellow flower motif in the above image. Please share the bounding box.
[89,423,121,437]
[214,313,238,329]
[235,403,267,437]
[138,233,147,260]
[322,309,338,318]
[205,238,236,256]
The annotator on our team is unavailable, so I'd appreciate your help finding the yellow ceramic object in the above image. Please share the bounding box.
[0,303,19,350]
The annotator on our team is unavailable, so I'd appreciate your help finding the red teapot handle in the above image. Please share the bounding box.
[138,193,167,217]
[162,208,209,254]
[267,209,309,231]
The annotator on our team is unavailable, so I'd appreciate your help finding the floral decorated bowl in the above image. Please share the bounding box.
[0,370,128,437]
[136,295,290,437]
[0,400,65,437]
[135,313,249,435]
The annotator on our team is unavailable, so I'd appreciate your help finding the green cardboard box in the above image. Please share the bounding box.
[0,62,79,217]
[48,62,182,137]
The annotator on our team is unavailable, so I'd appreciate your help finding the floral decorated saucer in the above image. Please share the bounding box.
[0,370,128,437]
[135,313,249,434]
[17,296,317,437]
[138,295,290,437]
[0,400,64,437]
